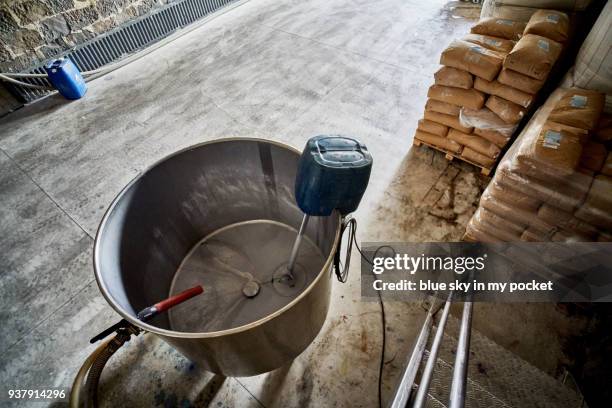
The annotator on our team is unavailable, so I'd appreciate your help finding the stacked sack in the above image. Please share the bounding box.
[480,0,593,22]
[465,86,611,242]
[415,10,570,173]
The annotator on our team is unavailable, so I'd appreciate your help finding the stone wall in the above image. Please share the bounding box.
[0,0,168,72]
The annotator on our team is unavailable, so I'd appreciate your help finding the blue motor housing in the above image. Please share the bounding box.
[44,58,87,100]
[295,135,372,216]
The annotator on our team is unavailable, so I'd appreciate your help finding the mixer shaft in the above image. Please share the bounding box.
[286,214,310,277]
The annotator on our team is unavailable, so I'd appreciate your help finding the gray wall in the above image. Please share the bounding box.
[0,0,168,73]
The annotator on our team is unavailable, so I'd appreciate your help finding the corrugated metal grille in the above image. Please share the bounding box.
[7,0,237,102]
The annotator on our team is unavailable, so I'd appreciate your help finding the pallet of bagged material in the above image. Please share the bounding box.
[411,9,576,180]
[463,85,610,243]
[413,138,492,176]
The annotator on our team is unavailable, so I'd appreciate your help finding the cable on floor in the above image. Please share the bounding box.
[335,216,396,408]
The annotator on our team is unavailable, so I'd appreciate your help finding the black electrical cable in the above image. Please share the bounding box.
[334,217,395,408]
[357,239,395,408]
[333,217,356,282]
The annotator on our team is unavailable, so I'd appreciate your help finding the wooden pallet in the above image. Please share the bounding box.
[413,139,492,176]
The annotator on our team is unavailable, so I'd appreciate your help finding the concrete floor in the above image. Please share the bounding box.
[0,0,567,406]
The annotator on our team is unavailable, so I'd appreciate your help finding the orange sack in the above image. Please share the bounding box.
[440,40,504,81]
[470,17,526,41]
[575,203,612,231]
[477,206,525,236]
[425,99,461,116]
[480,189,549,230]
[503,34,562,80]
[496,165,589,212]
[516,121,585,177]
[424,110,474,133]
[461,147,496,168]
[460,107,517,137]
[428,85,485,110]
[434,66,474,89]
[521,227,549,242]
[602,152,612,176]
[594,114,612,143]
[447,128,501,158]
[474,77,534,108]
[524,10,570,43]
[574,175,612,230]
[548,88,605,130]
[551,230,592,243]
[465,222,505,243]
[488,181,541,212]
[470,208,523,241]
[579,141,607,173]
[498,68,545,94]
[417,119,448,137]
[463,33,515,53]
[414,130,462,153]
[486,96,526,124]
[581,175,612,213]
[537,204,599,239]
[475,128,511,148]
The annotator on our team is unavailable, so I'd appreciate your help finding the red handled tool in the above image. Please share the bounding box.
[137,285,204,321]
[90,285,204,343]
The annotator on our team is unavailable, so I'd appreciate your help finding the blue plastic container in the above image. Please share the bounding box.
[44,58,87,100]
[295,135,372,216]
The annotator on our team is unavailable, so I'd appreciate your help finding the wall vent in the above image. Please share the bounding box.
[6,0,237,103]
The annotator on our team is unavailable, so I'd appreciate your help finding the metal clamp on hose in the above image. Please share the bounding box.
[84,325,141,408]
[70,286,204,408]
[70,321,141,408]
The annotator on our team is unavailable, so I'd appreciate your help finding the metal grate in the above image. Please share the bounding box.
[6,0,237,102]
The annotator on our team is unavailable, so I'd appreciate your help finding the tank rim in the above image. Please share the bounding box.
[93,137,342,339]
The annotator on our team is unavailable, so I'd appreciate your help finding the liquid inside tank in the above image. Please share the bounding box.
[169,220,325,332]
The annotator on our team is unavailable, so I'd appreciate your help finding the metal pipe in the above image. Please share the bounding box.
[449,301,473,408]
[0,73,53,89]
[286,214,310,276]
[388,304,435,408]
[0,72,48,78]
[413,293,453,408]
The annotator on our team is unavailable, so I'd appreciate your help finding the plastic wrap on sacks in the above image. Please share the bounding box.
[486,95,526,124]
[424,110,474,133]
